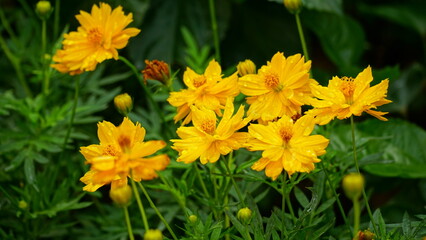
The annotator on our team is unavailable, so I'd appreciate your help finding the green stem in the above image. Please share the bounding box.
[285,192,296,223]
[123,206,135,240]
[137,182,179,240]
[61,76,79,151]
[319,161,352,235]
[0,35,33,97]
[350,116,378,235]
[194,164,219,219]
[41,19,50,95]
[53,0,60,38]
[281,173,288,239]
[208,0,221,62]
[353,198,360,238]
[158,173,186,212]
[119,56,172,139]
[295,13,309,61]
[130,178,149,232]
[223,156,245,207]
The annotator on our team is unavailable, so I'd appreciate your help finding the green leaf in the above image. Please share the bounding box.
[358,119,426,178]
[24,157,36,186]
[302,0,343,15]
[402,212,411,237]
[304,11,365,72]
[294,186,309,208]
[359,3,426,36]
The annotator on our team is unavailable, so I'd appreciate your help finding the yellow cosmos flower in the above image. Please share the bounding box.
[239,52,315,123]
[307,66,392,125]
[51,2,140,75]
[171,98,250,164]
[80,117,169,192]
[247,115,329,180]
[167,60,239,125]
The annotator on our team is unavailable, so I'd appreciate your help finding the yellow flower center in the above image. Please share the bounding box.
[118,135,131,152]
[193,76,207,88]
[340,77,355,103]
[200,120,216,135]
[264,73,282,91]
[279,126,293,146]
[88,28,104,46]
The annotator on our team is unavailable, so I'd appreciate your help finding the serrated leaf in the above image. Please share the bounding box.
[402,212,411,236]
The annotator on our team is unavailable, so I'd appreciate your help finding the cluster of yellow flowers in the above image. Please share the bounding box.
[168,51,391,180]
[50,3,391,191]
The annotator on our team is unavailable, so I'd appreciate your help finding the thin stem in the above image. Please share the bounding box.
[123,206,135,240]
[353,198,360,238]
[194,164,219,219]
[208,0,221,62]
[130,178,149,232]
[41,19,50,95]
[0,35,33,97]
[285,193,296,223]
[281,173,288,239]
[158,173,186,212]
[319,161,352,235]
[223,156,245,207]
[119,56,172,139]
[53,0,60,38]
[350,116,360,173]
[137,182,179,240]
[61,76,79,151]
[350,116,378,235]
[295,13,309,61]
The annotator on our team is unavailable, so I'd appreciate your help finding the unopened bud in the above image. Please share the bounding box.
[142,60,171,86]
[188,214,198,223]
[18,200,28,209]
[237,207,252,224]
[283,0,302,14]
[114,93,133,116]
[356,229,375,240]
[144,229,163,240]
[237,59,256,77]
[342,173,364,200]
[109,185,132,207]
[36,1,52,19]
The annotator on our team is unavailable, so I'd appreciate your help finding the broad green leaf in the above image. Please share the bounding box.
[359,3,426,36]
[358,119,426,178]
[304,11,365,72]
[302,0,343,15]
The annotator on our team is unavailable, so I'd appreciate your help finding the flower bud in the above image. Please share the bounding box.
[36,1,52,19]
[283,0,302,14]
[237,59,256,77]
[237,207,252,224]
[356,229,375,240]
[142,60,171,86]
[188,214,198,223]
[144,229,163,240]
[342,173,364,200]
[109,185,132,207]
[114,93,133,116]
[18,200,28,209]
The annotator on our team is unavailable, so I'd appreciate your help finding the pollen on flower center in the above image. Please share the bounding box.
[193,76,207,88]
[118,135,131,151]
[340,77,355,98]
[279,126,293,144]
[201,120,215,135]
[264,73,282,91]
[103,144,120,156]
[88,28,103,45]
